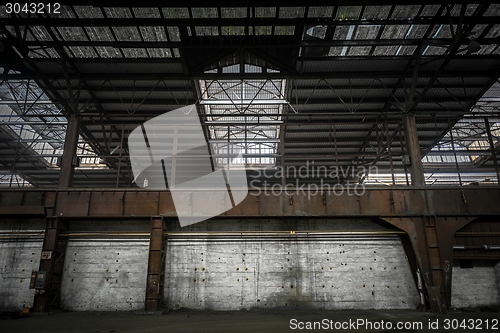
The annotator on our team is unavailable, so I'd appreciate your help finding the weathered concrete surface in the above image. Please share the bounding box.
[164,219,419,310]
[3,188,500,218]
[0,219,44,311]
[451,263,500,308]
[3,217,497,312]
[60,238,149,311]
[165,217,390,232]
[496,262,500,298]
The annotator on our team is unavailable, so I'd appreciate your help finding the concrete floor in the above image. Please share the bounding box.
[2,309,499,333]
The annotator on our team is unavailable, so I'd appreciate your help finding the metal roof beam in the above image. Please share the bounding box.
[4,71,495,80]
[4,17,499,27]
[75,97,480,105]
[20,38,500,48]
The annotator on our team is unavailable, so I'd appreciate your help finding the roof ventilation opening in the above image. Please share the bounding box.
[199,64,286,169]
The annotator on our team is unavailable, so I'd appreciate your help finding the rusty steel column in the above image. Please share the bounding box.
[403,114,425,186]
[382,216,474,312]
[58,113,80,188]
[33,215,68,312]
[145,216,167,311]
[280,123,286,188]
[433,216,477,308]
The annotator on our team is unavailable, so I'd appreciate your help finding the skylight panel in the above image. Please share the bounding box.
[362,6,392,20]
[74,6,104,19]
[0,78,106,171]
[199,64,287,168]
[308,6,334,18]
[221,7,247,18]
[279,7,305,19]
[336,6,362,20]
[162,8,189,19]
[255,7,276,18]
[191,8,218,19]
[132,7,160,18]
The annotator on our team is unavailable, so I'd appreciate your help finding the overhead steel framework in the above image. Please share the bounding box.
[0,2,499,187]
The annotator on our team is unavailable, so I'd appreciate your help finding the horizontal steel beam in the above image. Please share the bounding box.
[20,55,500,67]
[0,121,67,126]
[3,16,499,27]
[18,38,500,48]
[62,97,474,105]
[0,230,408,239]
[200,99,287,105]
[0,188,499,218]
[3,70,495,80]
[478,97,500,102]
[0,205,46,215]
[0,100,54,105]
[209,139,280,143]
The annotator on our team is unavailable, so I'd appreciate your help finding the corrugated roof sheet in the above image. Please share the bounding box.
[297,59,409,72]
[2,4,500,187]
[75,63,184,74]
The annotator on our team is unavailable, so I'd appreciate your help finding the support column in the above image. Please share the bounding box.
[145,216,167,311]
[280,123,286,188]
[382,216,475,312]
[33,215,68,312]
[403,113,425,186]
[58,113,80,188]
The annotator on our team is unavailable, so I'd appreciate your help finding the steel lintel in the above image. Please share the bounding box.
[0,188,499,218]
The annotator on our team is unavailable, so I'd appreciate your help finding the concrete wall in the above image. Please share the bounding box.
[164,218,419,310]
[7,217,478,312]
[496,262,500,298]
[60,238,149,311]
[451,262,500,308]
[0,219,43,311]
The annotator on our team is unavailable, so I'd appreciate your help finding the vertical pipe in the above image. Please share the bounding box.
[384,121,395,185]
[9,124,23,188]
[171,125,178,188]
[333,125,340,184]
[280,123,286,188]
[115,124,125,188]
[398,122,410,186]
[403,114,425,186]
[448,118,462,186]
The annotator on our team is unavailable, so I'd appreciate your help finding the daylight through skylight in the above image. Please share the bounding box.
[199,64,286,168]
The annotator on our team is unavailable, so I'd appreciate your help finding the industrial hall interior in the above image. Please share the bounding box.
[2,1,500,324]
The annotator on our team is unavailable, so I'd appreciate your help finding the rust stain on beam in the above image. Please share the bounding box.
[124,192,159,216]
[89,192,125,216]
[0,188,499,218]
